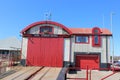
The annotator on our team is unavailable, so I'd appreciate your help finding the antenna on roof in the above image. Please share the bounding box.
[44,12,52,21]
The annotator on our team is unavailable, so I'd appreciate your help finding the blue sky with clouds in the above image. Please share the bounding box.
[0,0,120,56]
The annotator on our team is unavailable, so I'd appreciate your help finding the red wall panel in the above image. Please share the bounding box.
[27,37,63,67]
[76,55,99,69]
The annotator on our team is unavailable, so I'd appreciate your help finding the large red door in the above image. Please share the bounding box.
[27,37,63,67]
[76,55,99,69]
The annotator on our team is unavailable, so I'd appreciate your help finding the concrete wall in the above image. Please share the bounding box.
[64,38,70,66]
[21,37,28,59]
[64,38,70,62]
[64,38,70,61]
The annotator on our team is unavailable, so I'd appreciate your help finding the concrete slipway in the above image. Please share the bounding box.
[1,66,120,80]
[2,67,62,80]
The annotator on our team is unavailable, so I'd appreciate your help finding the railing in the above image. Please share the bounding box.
[65,66,119,80]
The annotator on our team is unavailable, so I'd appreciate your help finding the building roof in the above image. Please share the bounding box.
[0,37,21,50]
[21,21,72,34]
[69,28,112,35]
[21,21,112,36]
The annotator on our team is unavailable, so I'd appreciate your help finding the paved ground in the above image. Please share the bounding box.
[91,70,113,80]
[30,67,61,80]
[1,67,120,80]
[2,66,40,80]
[39,67,61,80]
[67,70,120,80]
[1,67,62,80]
[105,72,120,80]
[67,70,86,79]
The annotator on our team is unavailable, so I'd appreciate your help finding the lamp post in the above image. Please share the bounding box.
[110,12,115,70]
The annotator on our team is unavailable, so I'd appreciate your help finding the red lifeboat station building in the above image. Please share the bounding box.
[21,21,112,69]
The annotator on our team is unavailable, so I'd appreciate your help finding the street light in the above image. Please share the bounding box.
[110,12,115,70]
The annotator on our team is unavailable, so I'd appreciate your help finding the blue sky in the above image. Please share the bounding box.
[0,0,120,56]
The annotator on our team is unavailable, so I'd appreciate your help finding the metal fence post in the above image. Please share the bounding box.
[89,69,92,80]
[86,65,88,80]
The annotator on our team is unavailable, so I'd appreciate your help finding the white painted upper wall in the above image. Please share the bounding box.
[26,24,68,34]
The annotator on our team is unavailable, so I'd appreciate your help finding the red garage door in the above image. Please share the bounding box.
[26,37,63,67]
[76,55,99,69]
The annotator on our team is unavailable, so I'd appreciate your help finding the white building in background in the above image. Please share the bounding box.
[0,37,21,62]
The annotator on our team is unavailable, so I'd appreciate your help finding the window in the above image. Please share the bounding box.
[92,27,101,47]
[94,29,99,34]
[76,36,89,43]
[94,35,99,44]
[40,26,53,34]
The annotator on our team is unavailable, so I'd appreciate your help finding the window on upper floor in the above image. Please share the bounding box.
[76,36,89,43]
[92,27,101,47]
[94,35,99,44]
[40,26,53,34]
[94,29,99,34]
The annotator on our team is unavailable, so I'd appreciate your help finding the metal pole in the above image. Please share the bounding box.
[103,14,105,29]
[86,65,88,80]
[110,13,113,33]
[110,12,115,70]
[112,36,114,71]
[89,69,92,80]
[8,50,10,67]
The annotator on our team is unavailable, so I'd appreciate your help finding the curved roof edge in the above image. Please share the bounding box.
[21,20,72,34]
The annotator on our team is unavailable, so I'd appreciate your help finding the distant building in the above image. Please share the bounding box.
[21,21,112,69]
[0,37,21,62]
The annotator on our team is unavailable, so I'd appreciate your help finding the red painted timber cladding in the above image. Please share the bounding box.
[76,55,99,69]
[27,37,63,67]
